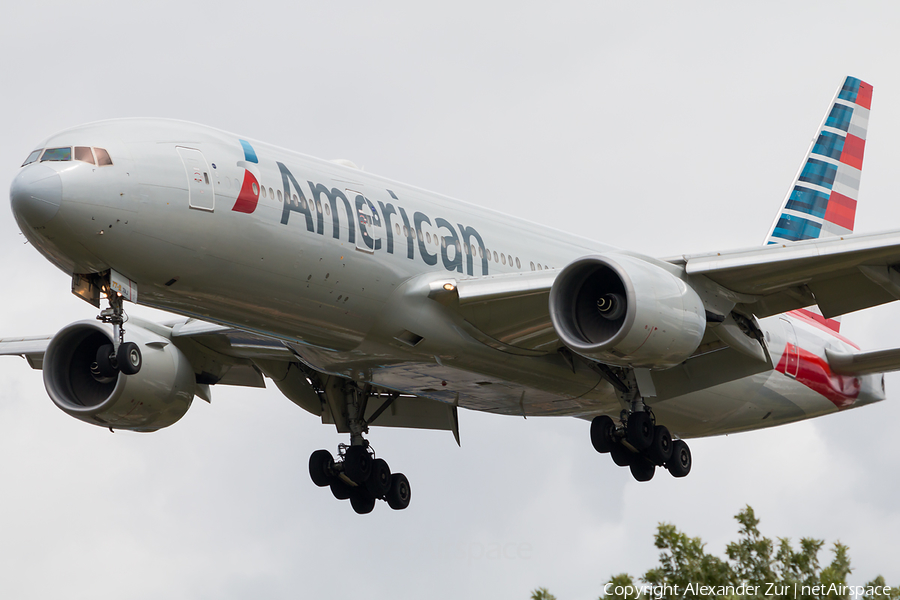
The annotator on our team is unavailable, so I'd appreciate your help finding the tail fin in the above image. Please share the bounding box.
[764,76,872,245]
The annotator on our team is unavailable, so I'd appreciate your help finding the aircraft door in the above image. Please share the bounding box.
[176,147,215,211]
[349,190,382,253]
[779,318,800,378]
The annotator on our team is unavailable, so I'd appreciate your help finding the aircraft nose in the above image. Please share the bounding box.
[10,164,62,228]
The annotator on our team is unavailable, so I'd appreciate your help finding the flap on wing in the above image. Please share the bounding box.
[0,335,52,369]
[826,346,900,375]
[430,270,560,352]
[683,229,900,318]
[171,319,295,360]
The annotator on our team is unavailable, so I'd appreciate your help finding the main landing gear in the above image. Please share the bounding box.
[308,381,410,514]
[587,366,691,482]
[590,411,691,481]
[89,279,142,380]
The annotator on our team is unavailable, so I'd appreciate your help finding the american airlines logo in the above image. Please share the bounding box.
[241,159,490,277]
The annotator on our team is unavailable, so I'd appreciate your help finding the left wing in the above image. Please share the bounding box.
[680,228,900,319]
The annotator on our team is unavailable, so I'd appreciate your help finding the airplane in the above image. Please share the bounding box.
[4,75,898,514]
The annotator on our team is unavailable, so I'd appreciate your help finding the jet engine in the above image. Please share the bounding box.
[549,254,706,369]
[42,320,196,432]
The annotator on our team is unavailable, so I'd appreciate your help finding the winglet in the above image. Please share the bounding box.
[765,76,873,245]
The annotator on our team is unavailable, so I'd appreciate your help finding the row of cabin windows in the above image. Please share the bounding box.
[260,180,553,272]
[22,146,113,167]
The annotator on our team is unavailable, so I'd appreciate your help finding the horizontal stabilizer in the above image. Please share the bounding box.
[826,346,900,375]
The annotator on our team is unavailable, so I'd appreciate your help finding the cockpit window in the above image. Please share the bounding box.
[74,146,95,165]
[41,147,72,162]
[22,149,42,166]
[94,147,113,166]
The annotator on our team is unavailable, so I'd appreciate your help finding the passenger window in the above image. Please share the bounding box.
[501,254,507,265]
[252,182,259,195]
[41,147,72,162]
[22,149,42,166]
[204,172,210,185]
[530,261,535,271]
[516,257,521,269]
[537,264,542,271]
[277,190,283,202]
[493,251,499,263]
[426,232,432,244]
[261,186,267,199]
[325,203,330,215]
[395,224,401,236]
[94,147,113,166]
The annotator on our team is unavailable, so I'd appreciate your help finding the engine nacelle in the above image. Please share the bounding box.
[549,254,706,368]
[42,321,196,432]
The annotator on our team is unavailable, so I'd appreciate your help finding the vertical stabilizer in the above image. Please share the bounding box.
[765,76,872,245]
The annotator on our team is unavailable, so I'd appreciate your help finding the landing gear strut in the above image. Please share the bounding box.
[589,368,691,481]
[89,277,142,379]
[308,380,411,514]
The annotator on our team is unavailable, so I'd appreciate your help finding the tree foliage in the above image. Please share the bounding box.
[532,506,898,600]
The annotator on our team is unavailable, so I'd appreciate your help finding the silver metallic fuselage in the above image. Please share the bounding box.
[10,118,884,438]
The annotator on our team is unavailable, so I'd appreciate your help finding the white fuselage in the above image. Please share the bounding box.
[10,118,885,439]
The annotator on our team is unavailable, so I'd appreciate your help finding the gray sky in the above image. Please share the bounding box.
[2,2,900,598]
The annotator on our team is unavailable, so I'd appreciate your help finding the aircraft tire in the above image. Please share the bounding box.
[387,473,411,510]
[344,445,372,483]
[117,342,142,375]
[609,442,634,467]
[350,487,376,514]
[94,344,118,378]
[309,449,335,487]
[330,477,353,500]
[626,412,654,451]
[667,440,692,478]
[646,425,673,466]
[590,415,615,453]
[629,456,655,482]
[366,458,392,498]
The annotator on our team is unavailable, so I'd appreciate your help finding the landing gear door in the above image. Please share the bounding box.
[779,318,799,378]
[349,190,382,254]
[177,146,215,211]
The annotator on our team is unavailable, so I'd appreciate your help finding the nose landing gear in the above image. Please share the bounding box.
[88,275,142,380]
[308,381,411,514]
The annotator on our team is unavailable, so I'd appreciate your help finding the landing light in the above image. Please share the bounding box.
[443,283,456,292]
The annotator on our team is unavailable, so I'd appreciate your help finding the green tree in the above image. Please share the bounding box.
[534,505,897,600]
[604,506,876,600]
[862,576,900,600]
[531,587,557,600]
